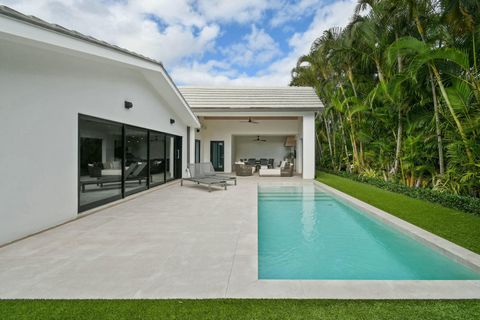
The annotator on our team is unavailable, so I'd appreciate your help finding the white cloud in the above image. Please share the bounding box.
[221,25,281,67]
[172,0,357,86]
[270,0,324,27]
[1,0,219,65]
[195,0,273,24]
[2,0,356,86]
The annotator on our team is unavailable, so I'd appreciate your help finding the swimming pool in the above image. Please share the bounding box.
[258,184,480,280]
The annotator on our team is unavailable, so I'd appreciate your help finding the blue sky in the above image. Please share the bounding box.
[2,0,356,85]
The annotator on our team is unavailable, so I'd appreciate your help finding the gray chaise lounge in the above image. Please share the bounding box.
[181,163,230,192]
[201,162,237,185]
[80,162,147,192]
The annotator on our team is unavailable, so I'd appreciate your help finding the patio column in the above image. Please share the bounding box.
[302,113,315,179]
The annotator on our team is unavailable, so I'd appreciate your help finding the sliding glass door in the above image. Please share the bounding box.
[125,126,148,195]
[149,131,166,186]
[79,117,123,210]
[165,135,175,181]
[210,141,224,172]
[78,114,182,212]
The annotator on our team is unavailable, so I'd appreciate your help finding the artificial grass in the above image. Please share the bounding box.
[0,299,479,320]
[316,172,480,254]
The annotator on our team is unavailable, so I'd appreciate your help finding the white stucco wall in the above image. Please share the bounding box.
[302,113,316,179]
[0,38,189,245]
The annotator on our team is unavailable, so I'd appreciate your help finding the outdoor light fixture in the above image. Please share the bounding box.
[170,118,175,124]
[124,101,133,109]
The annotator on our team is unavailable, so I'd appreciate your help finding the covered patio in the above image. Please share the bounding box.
[180,86,322,179]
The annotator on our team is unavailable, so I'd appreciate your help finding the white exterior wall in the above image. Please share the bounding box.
[0,39,190,245]
[302,113,316,179]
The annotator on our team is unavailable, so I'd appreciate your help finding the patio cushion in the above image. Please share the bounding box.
[259,168,281,176]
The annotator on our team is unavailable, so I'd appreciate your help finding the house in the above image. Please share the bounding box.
[180,87,322,179]
[0,6,200,245]
[0,6,322,246]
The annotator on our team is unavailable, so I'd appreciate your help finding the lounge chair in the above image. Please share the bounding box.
[80,164,136,192]
[201,162,237,185]
[181,163,228,192]
[80,162,147,192]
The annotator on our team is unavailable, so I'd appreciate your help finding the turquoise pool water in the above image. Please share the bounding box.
[258,185,480,280]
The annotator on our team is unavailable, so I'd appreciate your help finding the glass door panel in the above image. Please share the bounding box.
[210,141,224,171]
[174,136,182,179]
[195,140,201,163]
[125,126,148,194]
[79,116,123,211]
[149,131,165,186]
[165,136,175,181]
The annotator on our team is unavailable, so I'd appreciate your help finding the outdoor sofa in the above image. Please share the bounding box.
[259,161,294,177]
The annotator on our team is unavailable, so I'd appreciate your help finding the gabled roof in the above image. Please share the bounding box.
[0,5,162,67]
[179,86,324,112]
[0,5,200,128]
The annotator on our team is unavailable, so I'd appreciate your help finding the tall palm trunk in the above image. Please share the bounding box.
[392,35,403,176]
[339,84,360,169]
[393,110,402,175]
[323,115,335,169]
[414,14,446,173]
[430,68,445,175]
[331,114,337,169]
[431,66,474,163]
[338,113,351,172]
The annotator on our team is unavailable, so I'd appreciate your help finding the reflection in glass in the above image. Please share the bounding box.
[166,136,175,181]
[79,117,123,208]
[125,127,148,194]
[150,132,165,185]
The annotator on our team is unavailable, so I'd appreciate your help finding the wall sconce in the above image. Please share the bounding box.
[124,101,133,109]
[196,128,200,133]
[170,118,175,125]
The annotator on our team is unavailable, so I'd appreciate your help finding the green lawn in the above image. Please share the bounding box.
[1,299,480,320]
[317,172,480,254]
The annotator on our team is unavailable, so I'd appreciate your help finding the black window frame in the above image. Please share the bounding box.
[78,114,182,213]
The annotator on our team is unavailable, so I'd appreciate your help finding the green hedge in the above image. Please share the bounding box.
[320,171,480,215]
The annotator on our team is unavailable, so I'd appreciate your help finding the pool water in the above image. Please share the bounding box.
[258,185,480,280]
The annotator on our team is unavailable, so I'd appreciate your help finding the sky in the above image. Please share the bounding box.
[2,0,357,86]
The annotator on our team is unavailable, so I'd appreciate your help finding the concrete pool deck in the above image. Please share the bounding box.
[0,176,479,299]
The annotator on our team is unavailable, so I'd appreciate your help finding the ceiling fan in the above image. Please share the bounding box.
[253,136,267,142]
[240,117,259,124]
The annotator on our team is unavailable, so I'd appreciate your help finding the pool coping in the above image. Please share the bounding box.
[225,180,480,299]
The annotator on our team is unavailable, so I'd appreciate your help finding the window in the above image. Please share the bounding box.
[149,131,166,186]
[79,117,123,210]
[195,139,201,163]
[78,115,182,212]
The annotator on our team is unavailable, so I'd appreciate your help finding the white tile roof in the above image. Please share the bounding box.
[179,86,323,112]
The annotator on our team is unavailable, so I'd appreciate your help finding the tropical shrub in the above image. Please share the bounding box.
[323,170,480,215]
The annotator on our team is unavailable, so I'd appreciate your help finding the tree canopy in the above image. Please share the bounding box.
[291,0,480,197]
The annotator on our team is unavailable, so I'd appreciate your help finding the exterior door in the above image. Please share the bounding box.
[174,136,182,179]
[210,141,224,171]
[195,139,201,163]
